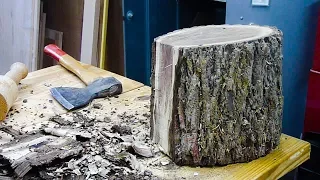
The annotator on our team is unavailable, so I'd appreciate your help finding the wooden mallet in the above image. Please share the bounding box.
[0,62,28,120]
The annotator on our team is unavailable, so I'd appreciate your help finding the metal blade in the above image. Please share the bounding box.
[50,87,92,111]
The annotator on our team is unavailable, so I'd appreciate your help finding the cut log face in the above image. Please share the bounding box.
[150,25,284,166]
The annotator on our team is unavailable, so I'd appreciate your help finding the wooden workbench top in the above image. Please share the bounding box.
[2,64,144,134]
[0,65,310,180]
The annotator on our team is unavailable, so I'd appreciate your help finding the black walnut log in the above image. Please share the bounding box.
[150,25,284,166]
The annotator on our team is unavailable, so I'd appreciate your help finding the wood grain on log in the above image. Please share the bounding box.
[151,25,284,166]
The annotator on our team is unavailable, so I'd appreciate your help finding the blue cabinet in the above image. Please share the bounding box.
[122,0,178,85]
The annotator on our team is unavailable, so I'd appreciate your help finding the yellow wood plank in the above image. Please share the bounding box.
[227,134,310,180]
[148,134,310,180]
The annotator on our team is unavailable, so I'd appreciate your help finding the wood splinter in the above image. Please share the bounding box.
[150,24,284,166]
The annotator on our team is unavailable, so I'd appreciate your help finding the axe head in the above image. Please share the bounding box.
[50,77,122,110]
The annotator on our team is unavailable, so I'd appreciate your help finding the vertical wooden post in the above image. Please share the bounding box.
[80,0,101,66]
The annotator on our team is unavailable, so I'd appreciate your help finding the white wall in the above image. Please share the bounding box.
[0,0,40,74]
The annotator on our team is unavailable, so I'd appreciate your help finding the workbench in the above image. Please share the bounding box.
[0,65,311,180]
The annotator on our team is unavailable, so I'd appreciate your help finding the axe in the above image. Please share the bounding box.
[44,44,122,110]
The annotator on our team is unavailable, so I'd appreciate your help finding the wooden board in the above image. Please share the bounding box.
[3,65,144,133]
[0,65,310,180]
[97,0,125,74]
[106,0,125,75]
[43,0,84,61]
[44,28,63,66]
[81,0,101,66]
[37,1,47,70]
[45,28,63,49]
[0,0,40,74]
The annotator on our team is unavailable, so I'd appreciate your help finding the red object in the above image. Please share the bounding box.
[304,70,320,133]
[44,44,66,62]
[303,11,320,133]
[312,14,320,71]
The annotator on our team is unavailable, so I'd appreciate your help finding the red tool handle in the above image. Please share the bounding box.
[44,44,101,85]
[44,44,67,62]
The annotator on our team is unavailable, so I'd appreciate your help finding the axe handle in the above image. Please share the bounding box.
[44,44,101,85]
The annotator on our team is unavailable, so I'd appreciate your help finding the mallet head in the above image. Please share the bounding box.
[0,62,28,120]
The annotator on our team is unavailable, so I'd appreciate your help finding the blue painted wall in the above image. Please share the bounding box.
[226,0,320,137]
[123,0,177,85]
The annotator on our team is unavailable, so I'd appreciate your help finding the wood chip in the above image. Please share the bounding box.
[98,167,110,178]
[68,160,75,169]
[144,170,152,176]
[55,168,63,173]
[0,126,21,137]
[111,125,132,136]
[94,155,103,162]
[74,155,88,166]
[73,169,82,176]
[120,135,133,142]
[132,142,154,158]
[93,103,102,109]
[44,127,92,139]
[160,160,170,166]
[88,163,98,175]
[15,161,32,178]
[127,154,142,171]
[100,131,120,139]
[49,115,72,125]
[135,95,150,101]
[103,117,111,123]
[0,176,14,180]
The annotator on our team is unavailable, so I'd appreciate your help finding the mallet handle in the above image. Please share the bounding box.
[44,44,101,85]
[5,62,28,85]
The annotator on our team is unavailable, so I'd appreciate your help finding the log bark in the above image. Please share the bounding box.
[150,25,284,166]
